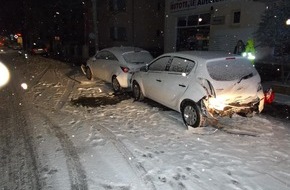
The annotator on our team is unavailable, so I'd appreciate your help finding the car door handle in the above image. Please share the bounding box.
[179,84,186,87]
[156,79,162,82]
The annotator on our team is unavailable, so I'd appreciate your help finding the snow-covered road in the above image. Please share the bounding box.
[1,51,290,190]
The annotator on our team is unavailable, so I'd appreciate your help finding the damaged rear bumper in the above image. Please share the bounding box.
[203,97,264,117]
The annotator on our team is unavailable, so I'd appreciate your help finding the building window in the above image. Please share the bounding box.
[177,17,187,27]
[199,13,211,25]
[188,15,198,26]
[233,11,241,24]
[109,0,126,11]
[110,27,127,41]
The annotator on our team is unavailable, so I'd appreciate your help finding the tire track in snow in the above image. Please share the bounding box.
[29,65,51,88]
[38,111,88,190]
[54,80,75,110]
[0,76,41,190]
[96,124,157,190]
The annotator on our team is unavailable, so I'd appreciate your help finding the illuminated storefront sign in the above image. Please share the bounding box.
[170,0,226,12]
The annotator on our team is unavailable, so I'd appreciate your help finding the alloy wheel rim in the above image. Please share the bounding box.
[183,105,197,126]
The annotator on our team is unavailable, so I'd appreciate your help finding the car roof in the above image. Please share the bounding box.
[101,46,148,56]
[161,51,242,62]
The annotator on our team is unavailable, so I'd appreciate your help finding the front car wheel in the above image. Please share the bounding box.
[181,101,203,128]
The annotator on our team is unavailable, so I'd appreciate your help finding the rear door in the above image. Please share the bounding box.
[142,56,171,101]
[90,51,107,80]
[101,51,120,82]
[160,57,196,109]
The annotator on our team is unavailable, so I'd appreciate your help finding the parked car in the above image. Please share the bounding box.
[131,51,265,128]
[30,43,48,56]
[82,46,153,92]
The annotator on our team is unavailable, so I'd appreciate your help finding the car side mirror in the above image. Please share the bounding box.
[140,65,149,72]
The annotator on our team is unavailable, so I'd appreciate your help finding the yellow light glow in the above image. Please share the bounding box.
[0,61,10,88]
[208,97,226,111]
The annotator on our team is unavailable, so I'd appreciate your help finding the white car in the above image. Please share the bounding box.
[83,46,153,92]
[131,51,265,128]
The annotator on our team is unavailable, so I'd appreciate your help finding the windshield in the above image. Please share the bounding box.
[206,59,258,81]
[122,51,153,64]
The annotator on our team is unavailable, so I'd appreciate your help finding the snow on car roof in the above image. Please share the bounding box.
[163,51,241,62]
[103,46,148,56]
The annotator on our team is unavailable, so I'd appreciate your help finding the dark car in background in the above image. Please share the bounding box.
[30,43,48,56]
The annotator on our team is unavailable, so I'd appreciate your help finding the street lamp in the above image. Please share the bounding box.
[286,18,290,25]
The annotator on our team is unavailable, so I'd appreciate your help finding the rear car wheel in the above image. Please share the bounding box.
[132,81,144,101]
[112,76,121,92]
[181,101,203,128]
[86,67,93,80]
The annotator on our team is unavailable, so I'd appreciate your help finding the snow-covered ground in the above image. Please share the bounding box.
[1,52,290,190]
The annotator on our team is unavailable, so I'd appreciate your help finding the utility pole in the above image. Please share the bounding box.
[91,0,99,52]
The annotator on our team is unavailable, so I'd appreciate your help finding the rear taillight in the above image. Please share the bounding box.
[264,88,274,104]
[120,66,130,73]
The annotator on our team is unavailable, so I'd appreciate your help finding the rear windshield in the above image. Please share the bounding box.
[123,51,153,64]
[206,59,258,81]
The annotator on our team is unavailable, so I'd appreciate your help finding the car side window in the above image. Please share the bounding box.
[95,51,117,61]
[107,52,118,61]
[169,57,195,74]
[95,51,106,59]
[148,56,171,71]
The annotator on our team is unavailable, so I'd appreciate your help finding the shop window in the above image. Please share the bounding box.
[199,13,211,25]
[109,0,126,12]
[233,11,241,24]
[177,17,187,27]
[110,27,127,41]
[188,15,198,26]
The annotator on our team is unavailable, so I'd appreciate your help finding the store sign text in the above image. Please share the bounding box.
[170,0,226,12]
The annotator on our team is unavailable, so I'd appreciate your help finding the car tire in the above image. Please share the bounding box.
[112,76,121,92]
[132,81,144,101]
[181,101,203,128]
[86,66,93,80]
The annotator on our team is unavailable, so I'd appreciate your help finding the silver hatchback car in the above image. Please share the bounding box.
[131,51,265,128]
[83,46,153,92]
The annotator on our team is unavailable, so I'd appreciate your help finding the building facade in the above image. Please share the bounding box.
[164,0,268,59]
[97,0,165,57]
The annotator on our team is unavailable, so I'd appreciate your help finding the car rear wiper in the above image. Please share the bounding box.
[237,73,253,84]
